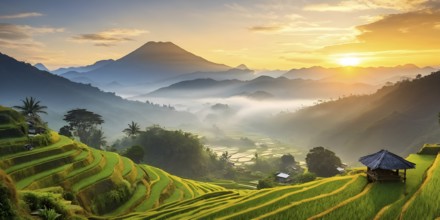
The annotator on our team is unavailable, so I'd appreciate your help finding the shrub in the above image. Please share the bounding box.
[294,172,317,183]
[22,191,69,219]
[38,207,61,220]
[257,178,274,189]
[0,170,18,219]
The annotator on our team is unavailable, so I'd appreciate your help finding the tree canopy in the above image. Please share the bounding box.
[306,146,342,177]
[122,145,144,163]
[13,97,47,116]
[62,108,105,148]
[123,121,141,137]
[134,126,208,178]
[280,154,296,172]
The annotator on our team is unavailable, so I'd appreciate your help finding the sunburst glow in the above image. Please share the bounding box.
[338,56,361,66]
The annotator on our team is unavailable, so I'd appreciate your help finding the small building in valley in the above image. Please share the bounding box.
[275,172,290,183]
[359,149,416,183]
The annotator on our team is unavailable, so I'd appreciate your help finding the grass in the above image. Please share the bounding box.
[6,148,80,181]
[0,136,73,163]
[256,175,366,220]
[376,154,436,219]
[316,180,401,220]
[205,177,353,219]
[133,166,172,212]
[106,181,148,216]
[72,151,120,192]
[121,157,134,177]
[400,154,440,219]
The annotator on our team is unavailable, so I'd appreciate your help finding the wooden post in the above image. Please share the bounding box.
[404,169,407,183]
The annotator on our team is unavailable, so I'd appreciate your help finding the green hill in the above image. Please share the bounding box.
[1,106,440,219]
[0,106,224,219]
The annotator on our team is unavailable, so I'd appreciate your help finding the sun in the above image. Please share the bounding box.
[338,56,361,67]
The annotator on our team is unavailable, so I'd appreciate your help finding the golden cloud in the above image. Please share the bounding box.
[72,28,148,46]
[321,9,440,53]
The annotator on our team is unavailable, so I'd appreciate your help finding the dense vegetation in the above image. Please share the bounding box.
[2,105,440,219]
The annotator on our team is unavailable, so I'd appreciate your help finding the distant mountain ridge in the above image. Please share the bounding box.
[0,52,195,138]
[284,64,437,85]
[33,63,49,72]
[144,76,378,99]
[52,59,114,75]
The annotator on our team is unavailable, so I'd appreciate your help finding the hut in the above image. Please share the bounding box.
[359,150,415,183]
[275,172,290,183]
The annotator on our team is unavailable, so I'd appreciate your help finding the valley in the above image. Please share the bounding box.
[1,1,440,218]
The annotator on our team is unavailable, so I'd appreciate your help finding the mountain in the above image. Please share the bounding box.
[73,41,230,85]
[33,63,49,72]
[283,64,437,85]
[264,71,440,161]
[236,64,249,70]
[52,59,114,75]
[144,76,377,99]
[0,53,196,138]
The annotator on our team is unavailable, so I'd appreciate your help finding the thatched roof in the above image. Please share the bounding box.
[359,149,416,170]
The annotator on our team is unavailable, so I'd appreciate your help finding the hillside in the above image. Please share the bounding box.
[2,106,440,219]
[0,53,196,137]
[144,76,377,99]
[0,106,224,218]
[114,152,440,219]
[264,71,440,161]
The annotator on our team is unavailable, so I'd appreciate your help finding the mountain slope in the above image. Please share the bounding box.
[266,71,440,160]
[0,53,196,137]
[53,59,114,75]
[78,41,230,85]
[145,76,377,99]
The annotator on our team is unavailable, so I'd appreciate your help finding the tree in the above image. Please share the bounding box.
[306,146,342,177]
[279,154,296,172]
[88,128,107,149]
[122,145,144,163]
[58,126,72,137]
[62,109,104,145]
[122,121,141,137]
[13,97,47,116]
[135,126,209,178]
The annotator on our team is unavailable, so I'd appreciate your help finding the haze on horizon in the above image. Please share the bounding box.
[0,0,440,70]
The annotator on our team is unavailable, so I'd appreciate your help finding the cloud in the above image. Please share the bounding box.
[0,12,43,19]
[0,23,64,40]
[321,9,440,53]
[303,0,428,12]
[249,25,284,32]
[72,28,148,45]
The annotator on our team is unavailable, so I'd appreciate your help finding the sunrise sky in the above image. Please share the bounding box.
[0,0,439,70]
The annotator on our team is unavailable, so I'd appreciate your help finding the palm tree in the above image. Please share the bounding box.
[123,121,141,137]
[13,97,47,116]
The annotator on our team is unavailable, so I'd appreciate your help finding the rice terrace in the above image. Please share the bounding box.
[1,104,440,219]
[2,1,440,219]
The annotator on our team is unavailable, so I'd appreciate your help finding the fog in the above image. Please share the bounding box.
[132,96,316,126]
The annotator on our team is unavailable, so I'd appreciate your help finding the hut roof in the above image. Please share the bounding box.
[359,149,416,170]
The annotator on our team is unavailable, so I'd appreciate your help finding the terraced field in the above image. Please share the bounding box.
[2,106,440,219]
[0,107,225,218]
[117,152,439,220]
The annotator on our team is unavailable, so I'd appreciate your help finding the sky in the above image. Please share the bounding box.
[0,0,439,70]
